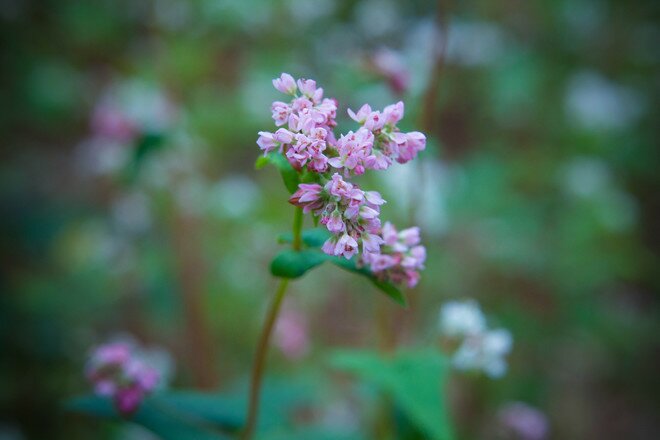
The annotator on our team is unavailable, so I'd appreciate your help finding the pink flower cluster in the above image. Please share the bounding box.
[361,222,426,288]
[85,342,160,416]
[290,173,385,259]
[259,73,427,287]
[344,101,426,172]
[257,73,338,173]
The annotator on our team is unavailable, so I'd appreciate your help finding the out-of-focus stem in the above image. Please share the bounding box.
[292,207,303,251]
[173,212,217,389]
[241,278,289,440]
[374,296,396,439]
[242,206,303,440]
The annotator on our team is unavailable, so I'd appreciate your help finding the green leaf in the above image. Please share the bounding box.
[270,249,328,279]
[65,395,229,440]
[273,229,406,306]
[255,155,270,170]
[255,152,300,193]
[66,381,314,437]
[134,132,165,164]
[329,350,454,440]
[277,228,332,248]
[329,257,407,307]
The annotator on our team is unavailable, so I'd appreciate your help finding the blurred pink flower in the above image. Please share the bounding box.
[274,305,310,360]
[498,402,549,440]
[85,340,167,417]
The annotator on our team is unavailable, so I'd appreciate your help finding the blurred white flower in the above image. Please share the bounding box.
[560,157,612,198]
[565,71,646,131]
[452,328,513,378]
[286,0,335,23]
[438,300,486,337]
[74,138,130,177]
[439,299,513,378]
[446,21,506,67]
[354,0,399,38]
[559,156,638,231]
[175,177,210,217]
[111,191,152,235]
[208,175,261,220]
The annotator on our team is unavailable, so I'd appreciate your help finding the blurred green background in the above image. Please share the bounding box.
[1,0,659,439]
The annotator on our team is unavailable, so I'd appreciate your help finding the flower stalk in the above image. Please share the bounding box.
[241,206,303,440]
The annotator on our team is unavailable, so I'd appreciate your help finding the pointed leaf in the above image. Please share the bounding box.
[329,257,407,307]
[330,350,454,440]
[270,249,328,279]
[255,152,300,193]
[65,395,228,440]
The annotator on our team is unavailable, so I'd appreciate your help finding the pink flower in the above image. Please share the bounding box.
[274,306,310,360]
[363,111,385,131]
[362,232,384,254]
[398,226,420,247]
[377,254,399,272]
[257,131,279,154]
[273,73,297,95]
[360,222,426,287]
[405,270,420,288]
[371,49,410,95]
[271,101,291,126]
[364,151,392,170]
[274,128,294,144]
[327,210,345,233]
[92,104,137,143]
[329,128,375,175]
[335,233,359,259]
[397,131,426,164]
[498,402,549,440]
[381,222,399,246]
[322,237,337,255]
[292,96,314,113]
[365,190,386,207]
[347,104,372,124]
[316,99,338,126]
[297,78,321,101]
[325,173,353,198]
[115,386,144,416]
[383,101,405,125]
[289,184,324,214]
[85,341,168,418]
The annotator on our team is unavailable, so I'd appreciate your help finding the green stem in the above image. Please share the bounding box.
[241,279,289,440]
[241,206,303,440]
[292,206,303,251]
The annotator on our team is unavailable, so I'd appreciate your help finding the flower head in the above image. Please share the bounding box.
[259,74,427,280]
[85,340,168,416]
[273,73,297,95]
[361,221,426,287]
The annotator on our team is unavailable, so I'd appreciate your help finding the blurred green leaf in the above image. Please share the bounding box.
[275,228,406,305]
[255,152,300,193]
[270,249,328,279]
[330,350,454,440]
[65,395,229,440]
[134,132,166,165]
[329,257,407,307]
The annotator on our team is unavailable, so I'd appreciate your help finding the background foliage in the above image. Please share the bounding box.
[1,0,659,439]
